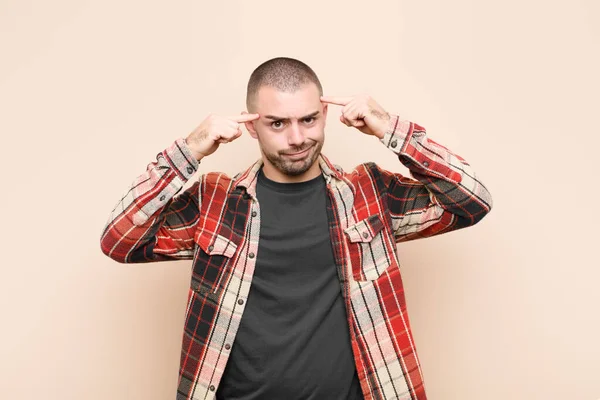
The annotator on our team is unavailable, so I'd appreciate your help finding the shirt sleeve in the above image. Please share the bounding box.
[100,138,202,262]
[377,115,493,242]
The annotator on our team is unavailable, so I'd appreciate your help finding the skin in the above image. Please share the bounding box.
[185,84,392,184]
[243,84,328,183]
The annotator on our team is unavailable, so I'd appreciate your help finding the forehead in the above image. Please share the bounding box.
[254,84,321,118]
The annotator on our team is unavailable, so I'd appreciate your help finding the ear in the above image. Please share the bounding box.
[242,111,258,139]
[322,103,328,126]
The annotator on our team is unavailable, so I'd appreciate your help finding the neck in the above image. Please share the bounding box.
[260,158,322,183]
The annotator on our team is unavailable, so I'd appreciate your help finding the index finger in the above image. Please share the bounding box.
[320,96,353,106]
[229,113,260,123]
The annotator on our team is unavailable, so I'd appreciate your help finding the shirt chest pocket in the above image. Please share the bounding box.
[192,229,239,294]
[344,213,394,281]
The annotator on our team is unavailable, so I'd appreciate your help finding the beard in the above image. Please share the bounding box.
[262,140,323,177]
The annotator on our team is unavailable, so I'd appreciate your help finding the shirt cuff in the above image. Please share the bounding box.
[162,138,199,181]
[379,115,414,154]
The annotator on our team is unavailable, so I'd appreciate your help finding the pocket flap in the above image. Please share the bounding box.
[194,230,238,258]
[344,213,385,243]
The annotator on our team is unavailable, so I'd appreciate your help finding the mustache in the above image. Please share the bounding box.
[280,144,314,155]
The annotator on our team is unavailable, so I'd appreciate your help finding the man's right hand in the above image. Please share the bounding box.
[185,113,260,160]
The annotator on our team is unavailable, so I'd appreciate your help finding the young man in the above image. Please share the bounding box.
[101,57,492,400]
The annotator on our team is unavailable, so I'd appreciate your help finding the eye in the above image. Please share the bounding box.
[271,121,284,129]
[303,117,315,124]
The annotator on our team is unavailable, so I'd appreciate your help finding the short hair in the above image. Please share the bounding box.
[246,57,323,112]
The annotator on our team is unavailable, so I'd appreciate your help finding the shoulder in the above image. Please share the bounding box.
[342,161,383,181]
[200,171,235,192]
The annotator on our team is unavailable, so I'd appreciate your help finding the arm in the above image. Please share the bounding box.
[100,113,260,263]
[100,139,200,263]
[377,115,493,242]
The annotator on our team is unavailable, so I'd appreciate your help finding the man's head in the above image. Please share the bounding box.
[243,57,328,183]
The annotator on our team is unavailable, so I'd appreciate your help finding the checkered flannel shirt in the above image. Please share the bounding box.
[101,115,493,400]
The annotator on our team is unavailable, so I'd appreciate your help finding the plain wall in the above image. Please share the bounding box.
[1,0,599,399]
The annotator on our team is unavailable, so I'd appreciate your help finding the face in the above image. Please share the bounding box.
[245,83,328,182]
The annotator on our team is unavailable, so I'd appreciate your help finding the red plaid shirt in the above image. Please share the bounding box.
[101,115,492,400]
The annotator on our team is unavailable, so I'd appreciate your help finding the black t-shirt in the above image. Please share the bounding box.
[216,168,363,400]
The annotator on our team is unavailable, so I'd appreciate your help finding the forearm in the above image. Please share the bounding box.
[380,115,493,237]
[100,138,200,262]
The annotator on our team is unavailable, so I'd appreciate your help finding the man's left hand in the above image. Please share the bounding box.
[320,94,391,139]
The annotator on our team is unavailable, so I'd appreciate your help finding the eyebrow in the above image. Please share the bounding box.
[263,111,320,121]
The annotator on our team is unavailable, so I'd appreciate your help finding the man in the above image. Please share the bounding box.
[101,57,492,400]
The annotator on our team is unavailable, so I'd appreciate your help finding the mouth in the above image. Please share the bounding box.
[283,146,312,158]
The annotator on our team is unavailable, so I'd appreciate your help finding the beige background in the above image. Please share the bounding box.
[1,0,598,399]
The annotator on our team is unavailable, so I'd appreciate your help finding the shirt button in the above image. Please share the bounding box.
[225,344,231,350]
[423,161,430,167]
[251,211,257,217]
[209,385,215,391]
[390,140,398,148]
[208,245,214,252]
[159,195,166,201]
[187,166,194,174]
[249,253,255,259]
[238,299,244,305]
[362,232,369,239]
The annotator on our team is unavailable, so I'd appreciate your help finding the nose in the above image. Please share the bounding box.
[287,121,305,147]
